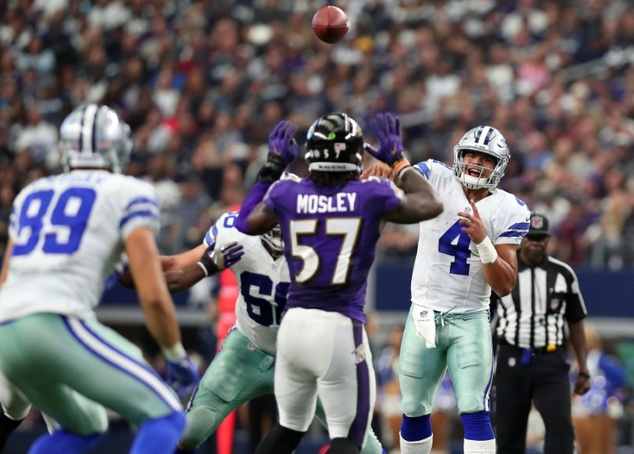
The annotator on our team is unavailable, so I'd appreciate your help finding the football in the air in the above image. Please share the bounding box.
[312,6,349,44]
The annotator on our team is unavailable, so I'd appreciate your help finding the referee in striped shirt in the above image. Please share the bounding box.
[490,212,591,454]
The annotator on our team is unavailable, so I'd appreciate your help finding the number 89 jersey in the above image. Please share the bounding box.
[411,160,530,313]
[205,211,290,356]
[0,170,160,322]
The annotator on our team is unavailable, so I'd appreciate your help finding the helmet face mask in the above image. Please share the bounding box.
[59,104,133,174]
[261,225,283,254]
[304,113,364,173]
[452,125,510,190]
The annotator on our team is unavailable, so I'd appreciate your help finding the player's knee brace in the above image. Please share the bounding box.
[132,411,186,454]
[29,430,102,454]
[254,422,305,454]
[460,411,494,440]
[327,437,360,454]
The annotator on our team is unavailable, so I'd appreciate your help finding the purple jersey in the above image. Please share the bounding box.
[263,176,403,323]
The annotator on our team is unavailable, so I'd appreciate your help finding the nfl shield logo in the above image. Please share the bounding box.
[531,215,544,229]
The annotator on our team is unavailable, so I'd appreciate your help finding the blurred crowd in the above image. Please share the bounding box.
[1,0,634,270]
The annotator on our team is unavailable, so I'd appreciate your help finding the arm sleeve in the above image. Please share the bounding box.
[235,181,272,234]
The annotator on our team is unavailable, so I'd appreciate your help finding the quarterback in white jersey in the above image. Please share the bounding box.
[410,159,530,313]
[0,104,198,454]
[364,125,529,454]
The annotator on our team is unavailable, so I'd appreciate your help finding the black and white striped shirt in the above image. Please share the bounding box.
[491,255,587,349]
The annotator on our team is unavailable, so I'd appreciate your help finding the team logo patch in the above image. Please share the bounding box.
[247,342,256,351]
[354,344,366,364]
[531,215,545,229]
[508,357,516,367]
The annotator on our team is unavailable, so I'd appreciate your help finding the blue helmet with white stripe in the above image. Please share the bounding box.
[59,104,133,174]
[452,125,510,190]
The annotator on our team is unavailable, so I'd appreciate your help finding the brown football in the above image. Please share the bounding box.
[312,6,349,44]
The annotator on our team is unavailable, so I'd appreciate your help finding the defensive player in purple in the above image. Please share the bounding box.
[235,112,443,454]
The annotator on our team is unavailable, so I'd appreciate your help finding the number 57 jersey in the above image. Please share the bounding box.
[411,160,530,313]
[0,170,160,322]
[263,176,404,323]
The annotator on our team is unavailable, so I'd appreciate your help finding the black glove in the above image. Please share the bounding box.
[257,120,298,183]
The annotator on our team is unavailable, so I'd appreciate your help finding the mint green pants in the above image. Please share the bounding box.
[399,307,493,416]
[181,326,384,452]
[0,313,182,435]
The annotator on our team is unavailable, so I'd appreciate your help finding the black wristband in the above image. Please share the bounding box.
[257,154,286,183]
[578,371,590,380]
[198,250,219,277]
[389,154,406,168]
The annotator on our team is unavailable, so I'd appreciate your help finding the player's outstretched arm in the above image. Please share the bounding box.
[365,113,443,223]
[163,242,244,292]
[118,244,205,289]
[126,227,183,349]
[384,169,443,223]
[125,227,199,396]
[236,120,297,235]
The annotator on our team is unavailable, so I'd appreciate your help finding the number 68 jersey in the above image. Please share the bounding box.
[0,170,160,322]
[205,211,290,356]
[411,160,530,313]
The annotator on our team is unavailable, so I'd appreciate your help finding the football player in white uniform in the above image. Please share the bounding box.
[144,181,388,452]
[364,125,530,454]
[0,104,199,454]
[138,208,387,453]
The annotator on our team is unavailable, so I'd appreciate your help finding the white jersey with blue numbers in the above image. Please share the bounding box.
[0,170,159,322]
[205,211,289,356]
[411,160,530,313]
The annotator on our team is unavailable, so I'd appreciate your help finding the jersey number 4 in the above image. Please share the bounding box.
[12,188,96,256]
[439,220,471,275]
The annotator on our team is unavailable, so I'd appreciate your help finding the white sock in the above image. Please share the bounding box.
[399,433,433,454]
[463,438,496,454]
